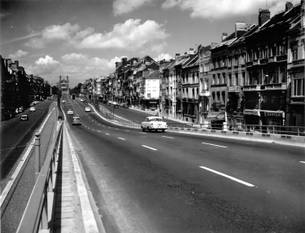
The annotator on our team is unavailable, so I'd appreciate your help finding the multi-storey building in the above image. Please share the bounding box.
[243,3,302,126]
[181,52,200,123]
[287,0,305,126]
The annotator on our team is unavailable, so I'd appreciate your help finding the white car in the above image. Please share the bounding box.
[85,107,91,112]
[141,116,167,132]
[67,109,74,115]
[72,116,81,125]
[30,106,36,112]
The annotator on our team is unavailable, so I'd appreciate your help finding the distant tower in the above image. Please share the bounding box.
[59,75,69,96]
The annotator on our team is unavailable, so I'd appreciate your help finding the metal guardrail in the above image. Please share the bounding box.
[16,122,63,233]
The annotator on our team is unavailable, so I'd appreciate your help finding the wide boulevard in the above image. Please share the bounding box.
[63,97,305,233]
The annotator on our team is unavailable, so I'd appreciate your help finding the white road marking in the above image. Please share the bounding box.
[105,133,110,136]
[139,132,147,135]
[118,137,126,141]
[141,145,157,151]
[201,141,227,148]
[162,136,174,139]
[300,161,305,164]
[199,166,255,188]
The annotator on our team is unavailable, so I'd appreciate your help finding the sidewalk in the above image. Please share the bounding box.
[54,125,102,233]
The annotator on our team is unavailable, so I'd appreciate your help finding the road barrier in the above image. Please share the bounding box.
[16,122,63,233]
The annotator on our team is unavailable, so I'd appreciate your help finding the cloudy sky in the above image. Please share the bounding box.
[0,0,300,86]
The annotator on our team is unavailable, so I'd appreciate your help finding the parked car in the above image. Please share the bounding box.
[141,116,167,132]
[67,109,74,115]
[30,106,36,112]
[85,107,91,112]
[72,116,81,125]
[20,114,29,121]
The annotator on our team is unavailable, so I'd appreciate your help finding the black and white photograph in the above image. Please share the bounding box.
[1,0,305,232]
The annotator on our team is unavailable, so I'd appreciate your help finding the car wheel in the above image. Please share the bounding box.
[162,129,165,133]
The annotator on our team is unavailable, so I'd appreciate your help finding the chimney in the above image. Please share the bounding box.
[189,48,195,55]
[221,33,228,41]
[235,22,248,37]
[258,9,270,26]
[115,61,121,68]
[175,53,180,58]
[121,57,127,65]
[285,2,293,11]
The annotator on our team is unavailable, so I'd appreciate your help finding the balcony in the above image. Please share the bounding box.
[243,84,261,92]
[228,86,241,92]
[288,58,305,70]
[211,83,227,88]
[261,83,287,91]
[276,54,287,62]
[199,90,211,97]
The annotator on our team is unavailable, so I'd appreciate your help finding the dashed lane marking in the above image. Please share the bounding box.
[141,145,157,151]
[162,136,174,139]
[117,137,126,141]
[139,132,147,135]
[105,133,110,136]
[199,166,256,188]
[201,141,227,148]
[300,161,305,164]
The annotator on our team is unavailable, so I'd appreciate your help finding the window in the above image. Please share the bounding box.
[292,77,305,97]
[235,73,239,86]
[229,74,232,86]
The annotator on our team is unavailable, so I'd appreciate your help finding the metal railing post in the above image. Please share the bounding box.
[35,133,41,178]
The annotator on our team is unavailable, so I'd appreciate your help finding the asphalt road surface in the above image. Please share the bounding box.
[0,100,52,185]
[63,98,305,233]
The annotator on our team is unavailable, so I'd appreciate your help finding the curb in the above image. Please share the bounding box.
[90,103,305,148]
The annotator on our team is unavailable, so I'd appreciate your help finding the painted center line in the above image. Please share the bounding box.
[118,137,126,141]
[162,136,174,139]
[300,161,305,164]
[141,145,157,151]
[199,166,256,188]
[105,133,110,136]
[201,141,227,148]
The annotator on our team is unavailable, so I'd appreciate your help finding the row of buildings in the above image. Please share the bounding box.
[1,56,52,120]
[86,1,304,127]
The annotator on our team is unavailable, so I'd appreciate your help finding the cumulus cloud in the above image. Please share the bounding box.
[161,0,301,19]
[113,0,152,15]
[35,55,59,65]
[8,49,28,59]
[25,23,80,48]
[154,53,173,61]
[78,19,168,50]
[25,19,168,52]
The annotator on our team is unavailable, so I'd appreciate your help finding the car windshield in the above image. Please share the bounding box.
[148,118,162,122]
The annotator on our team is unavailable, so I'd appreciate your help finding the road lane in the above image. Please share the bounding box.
[0,100,52,182]
[62,98,305,233]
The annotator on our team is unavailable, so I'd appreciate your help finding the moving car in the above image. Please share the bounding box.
[72,116,81,125]
[85,106,91,112]
[20,114,29,121]
[30,106,36,112]
[67,109,74,115]
[141,116,167,132]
